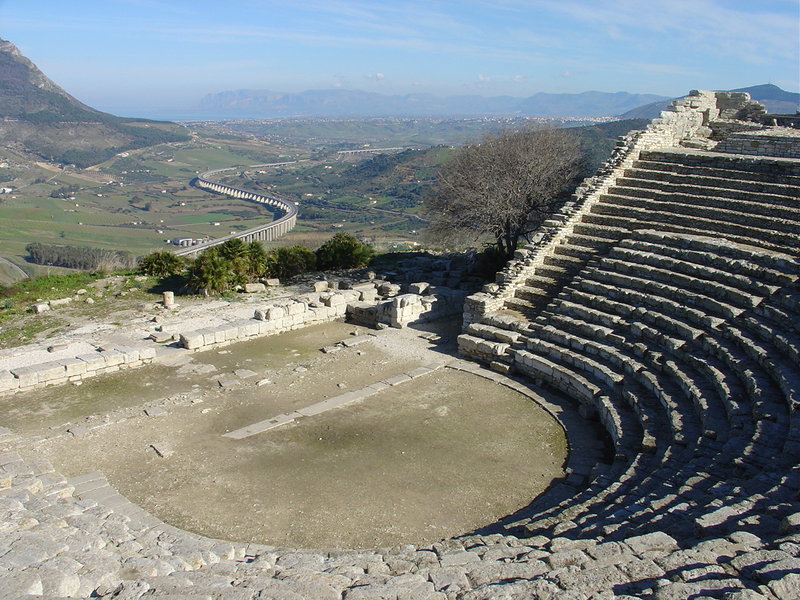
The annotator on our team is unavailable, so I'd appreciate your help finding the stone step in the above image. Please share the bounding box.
[480,312,528,332]
[585,203,798,253]
[531,263,573,281]
[503,296,540,315]
[523,273,562,290]
[726,322,800,421]
[597,193,800,236]
[638,149,800,178]
[634,158,800,188]
[582,264,745,321]
[514,284,555,304]
[563,233,618,251]
[553,242,601,260]
[601,255,767,309]
[570,222,630,242]
[622,165,800,196]
[543,252,586,272]
[617,235,799,286]
[465,322,523,345]
[606,185,800,222]
[573,277,723,331]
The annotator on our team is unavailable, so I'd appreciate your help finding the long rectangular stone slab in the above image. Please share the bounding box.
[223,362,451,440]
[222,412,302,439]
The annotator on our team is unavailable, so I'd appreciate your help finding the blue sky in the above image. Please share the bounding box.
[1,0,798,114]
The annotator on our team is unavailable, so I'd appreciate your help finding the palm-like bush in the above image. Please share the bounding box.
[137,251,185,277]
[186,248,230,295]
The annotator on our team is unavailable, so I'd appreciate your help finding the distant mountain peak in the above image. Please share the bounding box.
[0,38,188,167]
[0,38,22,56]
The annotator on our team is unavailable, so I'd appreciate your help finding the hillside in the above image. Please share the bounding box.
[618,84,799,119]
[0,39,189,167]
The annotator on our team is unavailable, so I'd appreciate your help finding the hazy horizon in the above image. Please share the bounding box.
[1,0,797,116]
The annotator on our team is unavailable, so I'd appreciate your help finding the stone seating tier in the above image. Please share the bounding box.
[460,223,800,547]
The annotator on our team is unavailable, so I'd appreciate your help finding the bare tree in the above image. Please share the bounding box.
[424,126,584,259]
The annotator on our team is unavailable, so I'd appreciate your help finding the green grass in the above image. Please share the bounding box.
[173,212,239,224]
[0,314,67,348]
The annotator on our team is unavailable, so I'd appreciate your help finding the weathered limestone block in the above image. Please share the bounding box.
[49,297,72,307]
[297,293,320,304]
[179,331,205,350]
[100,350,125,367]
[241,321,260,338]
[58,358,87,377]
[266,306,286,320]
[223,325,241,342]
[0,369,19,392]
[114,345,140,363]
[340,290,361,303]
[309,307,330,321]
[10,366,40,387]
[265,278,280,286]
[396,294,421,308]
[313,281,329,292]
[244,283,266,293]
[256,320,275,335]
[323,293,346,307]
[350,282,378,293]
[358,289,378,302]
[36,361,68,383]
[76,352,107,371]
[287,301,306,316]
[408,282,430,295]
[378,282,401,296]
[31,303,50,314]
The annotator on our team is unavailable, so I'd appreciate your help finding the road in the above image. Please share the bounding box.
[0,256,29,282]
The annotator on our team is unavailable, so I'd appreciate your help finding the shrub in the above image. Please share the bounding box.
[474,245,508,280]
[315,232,375,271]
[186,248,231,295]
[137,251,185,277]
[266,245,316,281]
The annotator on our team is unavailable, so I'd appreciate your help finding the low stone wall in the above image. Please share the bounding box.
[0,276,466,394]
[179,283,466,351]
[179,289,360,350]
[713,128,800,159]
[0,345,157,394]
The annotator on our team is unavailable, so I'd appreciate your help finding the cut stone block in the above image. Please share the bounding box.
[58,358,87,377]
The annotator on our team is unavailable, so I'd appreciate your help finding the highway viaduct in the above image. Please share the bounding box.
[174,163,299,258]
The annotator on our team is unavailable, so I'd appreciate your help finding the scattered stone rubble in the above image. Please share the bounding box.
[1,90,799,598]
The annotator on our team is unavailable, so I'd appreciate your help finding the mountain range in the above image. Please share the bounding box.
[0,38,188,167]
[200,84,799,120]
[199,89,672,119]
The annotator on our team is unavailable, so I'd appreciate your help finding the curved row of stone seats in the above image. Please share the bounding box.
[460,228,800,547]
[501,148,800,316]
[5,448,799,599]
